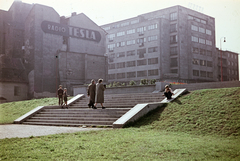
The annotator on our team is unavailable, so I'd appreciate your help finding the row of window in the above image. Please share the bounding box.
[102,19,140,31]
[108,69,159,79]
[218,52,238,60]
[188,15,207,24]
[108,58,159,69]
[191,36,212,46]
[193,70,213,78]
[107,24,158,39]
[107,36,158,50]
[192,47,212,56]
[191,25,212,35]
[228,69,239,76]
[108,47,158,60]
[192,59,213,67]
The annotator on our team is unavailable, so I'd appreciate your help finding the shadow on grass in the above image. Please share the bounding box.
[124,104,167,128]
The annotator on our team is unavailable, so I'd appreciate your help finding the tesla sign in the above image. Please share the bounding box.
[41,21,101,42]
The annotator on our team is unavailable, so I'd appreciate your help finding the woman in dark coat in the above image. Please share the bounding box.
[87,79,96,108]
[94,79,106,109]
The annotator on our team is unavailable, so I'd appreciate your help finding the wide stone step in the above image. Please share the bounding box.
[24,119,114,125]
[34,114,122,118]
[29,117,118,121]
[22,122,113,127]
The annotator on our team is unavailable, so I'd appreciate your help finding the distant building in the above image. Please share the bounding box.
[101,5,238,83]
[0,1,107,102]
[216,49,239,81]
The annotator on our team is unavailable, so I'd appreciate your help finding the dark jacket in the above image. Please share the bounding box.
[87,83,96,104]
[95,83,105,103]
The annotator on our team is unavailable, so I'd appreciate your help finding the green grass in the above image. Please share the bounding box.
[0,87,240,160]
[0,98,59,124]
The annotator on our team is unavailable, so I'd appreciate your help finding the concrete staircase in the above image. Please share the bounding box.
[22,93,165,127]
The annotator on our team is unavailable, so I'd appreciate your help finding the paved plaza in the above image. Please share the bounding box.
[0,124,105,139]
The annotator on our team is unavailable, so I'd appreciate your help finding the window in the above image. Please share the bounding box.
[137,26,146,33]
[192,47,198,54]
[126,39,136,45]
[192,58,199,65]
[107,44,115,52]
[207,61,212,67]
[191,25,198,31]
[148,35,158,42]
[170,47,178,55]
[137,70,147,77]
[206,29,212,35]
[170,35,177,43]
[116,52,125,58]
[206,50,212,56]
[126,61,136,67]
[188,15,193,20]
[193,70,199,76]
[170,58,178,67]
[137,38,146,44]
[127,29,135,34]
[200,60,206,66]
[102,26,110,31]
[171,69,178,74]
[191,36,198,42]
[121,22,129,27]
[14,86,20,96]
[199,27,205,33]
[170,24,177,32]
[116,62,125,68]
[127,50,135,56]
[137,59,147,66]
[117,73,125,79]
[108,74,115,79]
[108,53,115,62]
[200,71,206,77]
[199,38,205,44]
[148,24,158,30]
[131,19,139,24]
[148,69,158,76]
[137,48,146,57]
[199,49,206,55]
[108,64,115,69]
[148,58,158,65]
[117,31,125,37]
[201,20,207,24]
[170,12,177,21]
[148,47,158,53]
[116,41,125,47]
[206,40,212,46]
[127,72,136,78]
[108,34,115,41]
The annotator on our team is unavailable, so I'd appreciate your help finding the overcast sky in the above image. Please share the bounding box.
[1,0,240,78]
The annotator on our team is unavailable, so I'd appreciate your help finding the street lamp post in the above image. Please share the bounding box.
[220,37,226,82]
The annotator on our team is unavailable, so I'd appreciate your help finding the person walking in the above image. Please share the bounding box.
[87,79,96,109]
[163,85,174,99]
[63,88,69,109]
[94,79,106,109]
[57,85,64,106]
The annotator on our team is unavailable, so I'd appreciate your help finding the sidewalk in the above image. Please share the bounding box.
[0,124,105,139]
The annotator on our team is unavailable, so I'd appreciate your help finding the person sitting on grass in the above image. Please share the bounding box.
[163,85,174,99]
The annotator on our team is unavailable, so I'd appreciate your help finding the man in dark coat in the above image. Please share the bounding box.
[94,79,106,109]
[87,79,96,108]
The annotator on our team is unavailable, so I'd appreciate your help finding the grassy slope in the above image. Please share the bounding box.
[0,98,59,124]
[0,88,240,160]
[133,87,240,137]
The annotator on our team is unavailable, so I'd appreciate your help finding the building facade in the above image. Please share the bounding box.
[0,1,107,101]
[216,49,239,81]
[101,5,220,83]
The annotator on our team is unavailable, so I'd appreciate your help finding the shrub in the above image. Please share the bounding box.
[140,79,148,85]
[129,80,136,86]
[150,79,156,85]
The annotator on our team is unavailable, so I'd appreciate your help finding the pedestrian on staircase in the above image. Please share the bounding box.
[63,88,69,109]
[163,85,174,99]
[87,79,96,109]
[57,85,64,106]
[94,78,106,109]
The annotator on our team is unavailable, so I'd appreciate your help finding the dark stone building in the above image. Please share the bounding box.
[0,1,107,101]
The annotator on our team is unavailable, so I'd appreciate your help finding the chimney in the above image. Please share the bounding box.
[71,12,77,16]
